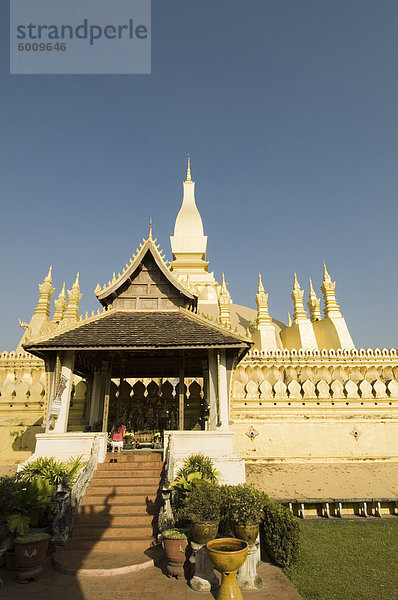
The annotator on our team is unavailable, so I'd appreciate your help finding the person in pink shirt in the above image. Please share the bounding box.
[111,421,126,453]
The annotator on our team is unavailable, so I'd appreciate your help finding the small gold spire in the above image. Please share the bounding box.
[53,283,67,323]
[186,155,192,182]
[149,217,153,239]
[45,266,53,282]
[35,267,55,317]
[308,278,322,322]
[321,263,341,317]
[288,312,292,326]
[291,273,308,322]
[256,273,271,326]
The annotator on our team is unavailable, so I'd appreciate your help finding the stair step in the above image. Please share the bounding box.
[85,486,159,496]
[97,460,163,473]
[104,455,162,463]
[93,463,162,479]
[66,537,154,552]
[75,514,153,527]
[90,477,160,486]
[72,525,153,538]
[79,503,157,515]
[81,494,159,506]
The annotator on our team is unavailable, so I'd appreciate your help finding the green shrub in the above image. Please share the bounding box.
[18,455,84,490]
[15,532,50,544]
[170,453,220,511]
[222,484,268,525]
[178,480,222,523]
[0,476,24,522]
[162,528,188,539]
[175,453,220,483]
[261,499,301,568]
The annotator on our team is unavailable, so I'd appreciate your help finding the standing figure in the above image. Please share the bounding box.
[111,421,126,453]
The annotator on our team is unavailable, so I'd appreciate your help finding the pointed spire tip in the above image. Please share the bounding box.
[185,154,192,182]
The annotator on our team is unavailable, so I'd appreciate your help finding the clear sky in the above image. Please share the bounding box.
[0,1,397,351]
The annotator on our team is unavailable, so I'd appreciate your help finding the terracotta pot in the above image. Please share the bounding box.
[207,538,248,600]
[191,522,219,545]
[15,537,49,582]
[233,523,259,546]
[0,522,8,545]
[5,551,17,571]
[162,535,188,578]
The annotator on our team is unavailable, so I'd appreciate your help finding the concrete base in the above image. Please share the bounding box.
[237,542,262,590]
[189,542,219,592]
[163,431,245,484]
[25,432,108,467]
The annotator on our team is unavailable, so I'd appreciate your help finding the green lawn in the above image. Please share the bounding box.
[284,519,398,600]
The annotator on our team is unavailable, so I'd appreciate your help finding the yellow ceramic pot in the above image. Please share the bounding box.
[207,538,248,600]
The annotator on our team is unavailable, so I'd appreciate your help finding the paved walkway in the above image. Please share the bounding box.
[1,555,302,600]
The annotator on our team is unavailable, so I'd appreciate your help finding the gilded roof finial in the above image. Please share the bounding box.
[45,266,53,282]
[321,263,341,317]
[53,283,67,323]
[291,273,308,322]
[256,273,271,326]
[149,217,153,240]
[258,273,265,293]
[323,261,331,282]
[308,278,322,322]
[35,266,55,317]
[186,155,192,182]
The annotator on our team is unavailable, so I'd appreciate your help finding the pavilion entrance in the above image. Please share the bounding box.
[108,377,206,435]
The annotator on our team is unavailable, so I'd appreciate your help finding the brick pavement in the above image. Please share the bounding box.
[1,555,302,600]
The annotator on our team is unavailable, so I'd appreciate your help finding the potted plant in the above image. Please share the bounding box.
[222,484,267,545]
[14,532,50,582]
[6,514,30,571]
[179,480,222,545]
[162,528,189,578]
[169,453,220,512]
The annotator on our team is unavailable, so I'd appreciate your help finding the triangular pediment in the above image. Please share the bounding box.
[95,236,196,311]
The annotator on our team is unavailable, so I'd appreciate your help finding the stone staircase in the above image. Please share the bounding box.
[66,452,163,552]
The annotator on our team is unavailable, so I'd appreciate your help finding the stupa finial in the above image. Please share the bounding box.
[307,277,322,322]
[34,266,55,318]
[186,155,192,182]
[321,264,341,317]
[291,273,308,322]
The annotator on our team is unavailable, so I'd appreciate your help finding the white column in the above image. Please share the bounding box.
[45,355,58,433]
[207,350,218,430]
[217,349,229,431]
[89,370,102,428]
[53,351,75,433]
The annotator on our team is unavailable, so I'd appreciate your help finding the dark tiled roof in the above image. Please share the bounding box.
[25,311,250,350]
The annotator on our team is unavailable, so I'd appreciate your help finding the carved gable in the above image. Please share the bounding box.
[110,252,194,311]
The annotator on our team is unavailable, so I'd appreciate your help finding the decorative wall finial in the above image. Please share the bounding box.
[186,154,192,182]
[291,273,308,322]
[64,273,82,322]
[219,273,231,327]
[34,266,55,318]
[53,282,67,323]
[256,273,271,325]
[321,263,341,317]
[307,278,322,322]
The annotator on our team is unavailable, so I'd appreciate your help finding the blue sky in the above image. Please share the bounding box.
[0,1,397,350]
